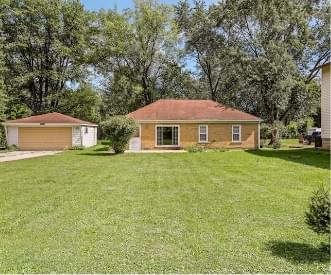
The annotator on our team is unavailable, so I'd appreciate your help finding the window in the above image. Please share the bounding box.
[84,127,88,134]
[232,125,241,142]
[199,125,208,142]
[156,126,179,146]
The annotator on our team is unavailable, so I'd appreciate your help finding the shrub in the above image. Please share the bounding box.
[260,123,271,140]
[100,116,137,154]
[6,144,18,151]
[285,122,299,139]
[305,185,330,235]
[297,118,314,134]
[0,124,6,148]
[187,144,205,153]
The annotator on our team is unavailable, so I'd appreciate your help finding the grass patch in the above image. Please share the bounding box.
[0,147,329,273]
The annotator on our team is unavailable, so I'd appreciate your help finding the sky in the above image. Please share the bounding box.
[80,0,217,11]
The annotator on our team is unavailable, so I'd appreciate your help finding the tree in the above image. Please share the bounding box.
[176,0,240,102]
[0,17,6,122]
[1,0,90,114]
[100,116,137,154]
[58,86,101,123]
[211,0,329,144]
[305,186,330,235]
[94,0,193,116]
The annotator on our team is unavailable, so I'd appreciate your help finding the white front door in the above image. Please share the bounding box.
[129,137,141,151]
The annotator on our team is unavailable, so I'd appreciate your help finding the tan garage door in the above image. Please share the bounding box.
[19,127,72,150]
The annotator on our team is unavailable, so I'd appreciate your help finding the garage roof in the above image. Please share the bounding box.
[5,112,96,125]
[128,100,262,121]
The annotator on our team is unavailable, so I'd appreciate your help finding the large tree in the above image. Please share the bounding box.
[0,18,6,122]
[215,0,329,125]
[176,0,241,102]
[1,0,90,114]
[93,0,194,116]
[178,0,329,143]
[57,85,101,123]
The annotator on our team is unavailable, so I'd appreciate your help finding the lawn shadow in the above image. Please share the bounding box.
[79,152,116,156]
[266,240,330,264]
[247,148,330,170]
[79,146,116,156]
[94,146,110,152]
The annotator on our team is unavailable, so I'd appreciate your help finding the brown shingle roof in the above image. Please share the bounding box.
[128,100,261,121]
[5,112,95,125]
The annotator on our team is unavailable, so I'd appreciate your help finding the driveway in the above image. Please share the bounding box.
[0,151,61,163]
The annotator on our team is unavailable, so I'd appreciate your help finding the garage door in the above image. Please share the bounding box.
[19,127,72,150]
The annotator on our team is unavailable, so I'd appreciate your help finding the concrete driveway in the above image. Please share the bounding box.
[0,151,61,163]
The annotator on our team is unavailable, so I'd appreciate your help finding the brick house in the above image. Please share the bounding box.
[127,99,262,150]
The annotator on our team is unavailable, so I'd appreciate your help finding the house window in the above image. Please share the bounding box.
[199,125,208,142]
[232,125,241,142]
[84,127,88,134]
[156,126,179,146]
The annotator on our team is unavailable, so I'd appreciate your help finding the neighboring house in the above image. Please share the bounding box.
[128,99,262,150]
[321,62,330,149]
[4,113,97,150]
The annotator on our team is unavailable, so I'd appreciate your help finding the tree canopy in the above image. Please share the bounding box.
[0,0,329,137]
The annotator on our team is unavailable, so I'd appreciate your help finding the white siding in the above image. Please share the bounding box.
[81,126,97,147]
[72,126,82,146]
[6,126,19,146]
[321,64,330,139]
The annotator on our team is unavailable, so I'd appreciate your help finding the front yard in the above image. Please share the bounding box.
[0,146,329,273]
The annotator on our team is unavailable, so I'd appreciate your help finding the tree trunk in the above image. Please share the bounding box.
[268,127,280,145]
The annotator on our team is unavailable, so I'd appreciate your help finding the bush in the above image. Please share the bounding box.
[100,116,137,154]
[6,144,18,151]
[305,186,330,235]
[260,123,271,140]
[0,124,6,148]
[285,122,299,139]
[297,118,314,134]
[187,144,205,153]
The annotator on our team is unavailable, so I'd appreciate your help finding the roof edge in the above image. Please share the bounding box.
[3,122,98,126]
[131,119,263,123]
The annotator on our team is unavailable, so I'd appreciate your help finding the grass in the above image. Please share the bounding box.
[261,138,309,148]
[0,146,329,273]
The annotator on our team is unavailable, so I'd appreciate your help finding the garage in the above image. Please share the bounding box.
[4,112,98,150]
[18,127,72,150]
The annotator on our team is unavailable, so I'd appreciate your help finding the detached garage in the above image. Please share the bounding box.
[4,112,98,150]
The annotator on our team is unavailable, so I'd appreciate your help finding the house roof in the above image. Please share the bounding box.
[128,100,262,121]
[5,112,96,125]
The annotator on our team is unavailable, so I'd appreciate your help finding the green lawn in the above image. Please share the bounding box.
[0,146,329,273]
[261,138,312,148]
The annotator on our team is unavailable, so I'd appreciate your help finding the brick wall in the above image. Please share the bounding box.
[140,122,259,149]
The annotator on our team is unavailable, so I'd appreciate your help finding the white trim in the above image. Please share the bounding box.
[258,122,261,149]
[198,125,208,143]
[155,125,180,147]
[232,125,241,143]
[136,119,262,123]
